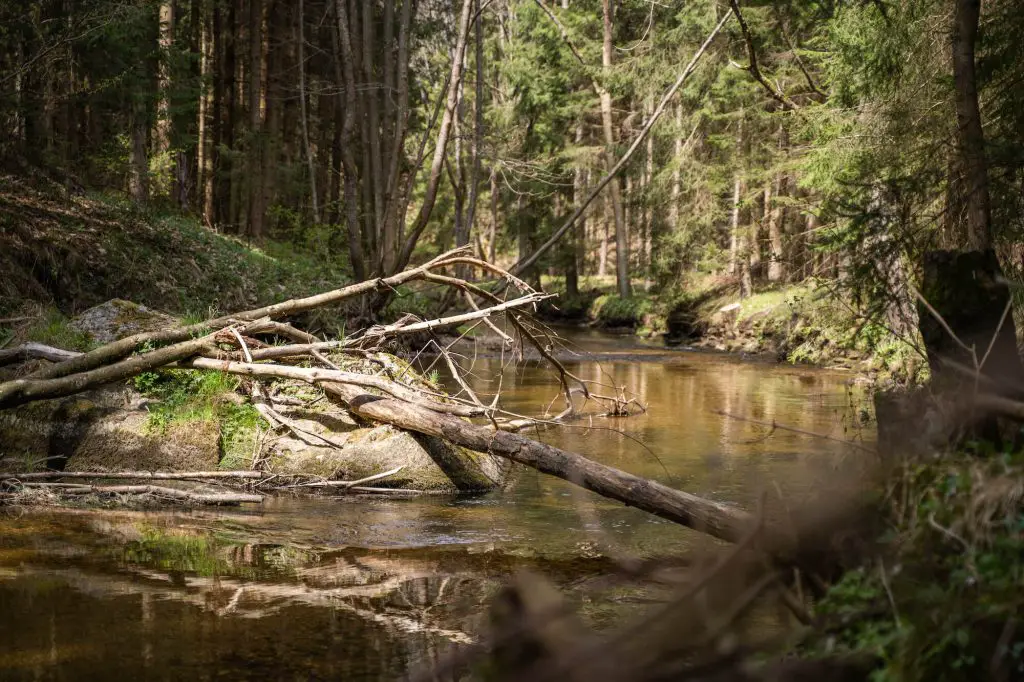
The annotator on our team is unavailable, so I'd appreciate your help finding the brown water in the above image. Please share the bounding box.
[0,329,871,681]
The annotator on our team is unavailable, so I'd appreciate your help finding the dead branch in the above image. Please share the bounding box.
[0,334,218,408]
[728,0,799,110]
[0,342,82,367]
[4,470,264,481]
[22,246,495,383]
[8,482,262,505]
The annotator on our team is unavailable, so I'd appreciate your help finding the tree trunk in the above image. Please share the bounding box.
[464,0,485,272]
[951,0,991,251]
[247,0,265,240]
[488,168,499,264]
[362,0,383,247]
[669,106,682,238]
[379,0,413,274]
[599,197,609,278]
[600,0,630,298]
[727,173,741,276]
[566,122,585,298]
[334,0,366,279]
[766,173,785,282]
[297,0,319,222]
[393,0,475,274]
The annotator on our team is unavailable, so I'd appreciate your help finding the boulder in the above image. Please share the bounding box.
[69,299,179,345]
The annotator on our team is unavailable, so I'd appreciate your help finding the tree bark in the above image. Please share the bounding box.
[296,0,319,222]
[600,0,631,298]
[728,173,740,276]
[334,0,366,279]
[247,0,265,240]
[345,394,751,543]
[951,0,991,251]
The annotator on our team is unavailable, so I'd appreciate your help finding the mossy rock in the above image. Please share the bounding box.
[69,299,179,345]
[0,388,220,473]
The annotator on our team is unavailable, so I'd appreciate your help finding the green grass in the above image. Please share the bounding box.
[22,307,97,352]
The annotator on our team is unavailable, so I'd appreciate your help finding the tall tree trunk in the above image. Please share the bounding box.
[600,0,630,298]
[200,4,214,220]
[362,0,384,248]
[488,168,499,264]
[464,0,485,267]
[157,1,174,160]
[642,103,654,279]
[766,174,785,282]
[335,0,366,279]
[599,196,609,278]
[951,0,991,250]
[379,0,413,274]
[296,0,319,222]
[566,121,585,298]
[247,0,265,240]
[727,173,741,276]
[393,0,475,274]
[767,125,788,282]
[669,105,682,239]
[130,98,149,204]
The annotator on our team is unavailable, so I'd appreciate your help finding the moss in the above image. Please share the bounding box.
[132,368,269,468]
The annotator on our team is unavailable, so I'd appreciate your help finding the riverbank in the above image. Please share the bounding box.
[538,274,923,385]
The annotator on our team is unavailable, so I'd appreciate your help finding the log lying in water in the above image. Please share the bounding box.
[13,482,262,505]
[343,393,752,544]
[8,470,265,481]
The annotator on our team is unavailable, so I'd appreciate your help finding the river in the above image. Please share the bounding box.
[0,329,872,680]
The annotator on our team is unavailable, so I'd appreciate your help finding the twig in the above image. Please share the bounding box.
[714,409,876,453]
[285,466,405,489]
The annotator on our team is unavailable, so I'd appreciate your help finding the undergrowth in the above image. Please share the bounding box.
[804,450,1024,680]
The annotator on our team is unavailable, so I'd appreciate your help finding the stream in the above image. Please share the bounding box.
[0,329,872,680]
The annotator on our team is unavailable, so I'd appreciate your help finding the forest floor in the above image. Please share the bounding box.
[0,174,355,344]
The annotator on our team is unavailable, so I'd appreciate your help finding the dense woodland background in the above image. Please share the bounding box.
[3,0,1024,337]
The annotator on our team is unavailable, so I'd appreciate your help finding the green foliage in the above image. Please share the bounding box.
[591,294,651,328]
[807,454,1024,681]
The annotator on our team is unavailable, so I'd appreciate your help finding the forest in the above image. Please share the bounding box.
[1,0,1024,680]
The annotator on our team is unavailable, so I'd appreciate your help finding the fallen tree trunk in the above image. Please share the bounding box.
[23,246,495,383]
[182,357,486,417]
[344,393,751,543]
[0,335,215,408]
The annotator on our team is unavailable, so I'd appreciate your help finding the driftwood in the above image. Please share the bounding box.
[5,470,264,481]
[12,482,262,505]
[0,342,82,367]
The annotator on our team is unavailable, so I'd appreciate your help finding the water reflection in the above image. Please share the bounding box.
[0,331,871,680]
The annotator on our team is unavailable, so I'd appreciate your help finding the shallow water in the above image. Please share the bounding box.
[0,329,872,680]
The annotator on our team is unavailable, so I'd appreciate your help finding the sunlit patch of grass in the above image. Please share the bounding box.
[23,307,96,352]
